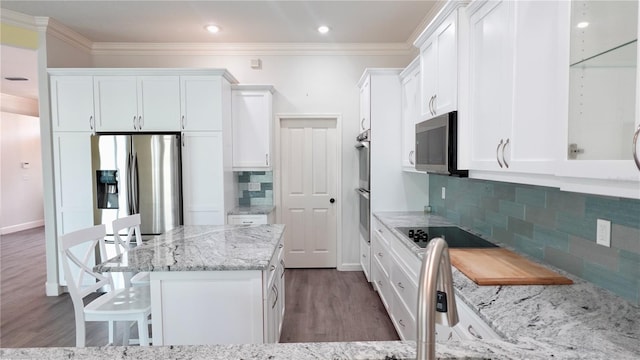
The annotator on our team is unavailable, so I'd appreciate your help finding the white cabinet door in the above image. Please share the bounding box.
[50,76,95,132]
[52,132,94,286]
[359,75,371,131]
[401,60,420,171]
[137,76,181,131]
[468,0,514,171]
[94,76,139,131]
[180,76,223,131]
[232,89,273,170]
[360,235,371,282]
[419,10,459,120]
[94,76,180,132]
[182,132,225,225]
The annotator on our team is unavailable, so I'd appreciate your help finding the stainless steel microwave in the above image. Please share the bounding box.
[415,111,468,176]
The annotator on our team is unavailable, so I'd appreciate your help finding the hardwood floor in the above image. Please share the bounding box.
[0,227,398,348]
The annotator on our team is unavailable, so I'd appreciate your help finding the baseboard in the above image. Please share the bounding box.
[337,263,363,272]
[1,219,44,235]
[45,281,64,296]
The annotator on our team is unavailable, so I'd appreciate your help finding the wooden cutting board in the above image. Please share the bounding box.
[449,248,573,286]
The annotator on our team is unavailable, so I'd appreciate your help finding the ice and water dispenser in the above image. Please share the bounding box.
[96,170,119,209]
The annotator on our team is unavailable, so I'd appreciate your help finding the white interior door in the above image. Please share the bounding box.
[280,118,337,268]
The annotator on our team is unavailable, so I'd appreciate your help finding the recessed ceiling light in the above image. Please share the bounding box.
[4,77,29,81]
[318,25,330,34]
[205,25,220,34]
[577,21,589,29]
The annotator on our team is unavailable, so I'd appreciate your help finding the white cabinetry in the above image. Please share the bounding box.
[227,213,274,225]
[52,132,94,286]
[50,76,95,132]
[359,75,371,131]
[180,76,223,131]
[360,235,371,282]
[94,75,181,132]
[231,85,274,170]
[467,0,565,186]
[182,132,225,225]
[151,237,285,345]
[400,58,421,172]
[414,3,467,120]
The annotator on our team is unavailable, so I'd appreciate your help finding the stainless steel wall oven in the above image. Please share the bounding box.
[355,129,371,242]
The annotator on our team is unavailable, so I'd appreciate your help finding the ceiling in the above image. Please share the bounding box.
[1,1,438,100]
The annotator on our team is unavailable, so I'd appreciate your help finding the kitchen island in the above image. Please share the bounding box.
[94,224,286,346]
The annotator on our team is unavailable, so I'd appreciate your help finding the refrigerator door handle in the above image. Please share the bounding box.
[132,153,140,214]
[126,152,134,215]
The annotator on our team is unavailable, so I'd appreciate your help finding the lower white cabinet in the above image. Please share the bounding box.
[182,132,226,225]
[227,213,274,225]
[370,217,499,342]
[150,238,285,345]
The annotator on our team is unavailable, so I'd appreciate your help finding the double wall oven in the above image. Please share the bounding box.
[355,129,370,243]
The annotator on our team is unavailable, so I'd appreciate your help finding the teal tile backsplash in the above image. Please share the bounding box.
[236,171,273,206]
[428,174,640,305]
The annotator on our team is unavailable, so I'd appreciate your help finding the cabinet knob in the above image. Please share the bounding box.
[330,198,335,204]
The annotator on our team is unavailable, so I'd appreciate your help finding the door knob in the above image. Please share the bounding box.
[330,198,335,204]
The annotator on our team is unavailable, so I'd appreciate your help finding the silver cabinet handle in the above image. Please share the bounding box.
[133,115,138,130]
[241,221,253,224]
[397,282,404,289]
[496,139,504,168]
[502,138,510,168]
[409,150,415,165]
[270,265,276,272]
[266,154,269,166]
[428,95,434,115]
[633,124,640,171]
[447,331,454,341]
[361,118,365,130]
[279,243,284,249]
[467,325,483,339]
[272,285,278,309]
[432,94,437,115]
[399,319,406,328]
[362,254,366,258]
[377,280,382,286]
[181,115,185,130]
[89,116,94,130]
[138,115,143,130]
[280,259,285,278]
[182,134,185,147]
[377,252,383,257]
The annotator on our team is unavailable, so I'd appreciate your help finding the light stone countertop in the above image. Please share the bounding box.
[6,213,639,359]
[94,224,285,272]
[228,205,276,215]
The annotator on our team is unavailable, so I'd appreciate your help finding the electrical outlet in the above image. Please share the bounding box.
[248,182,261,191]
[441,187,446,200]
[596,219,611,247]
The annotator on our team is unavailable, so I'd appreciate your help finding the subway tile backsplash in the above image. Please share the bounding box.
[428,174,640,305]
[236,171,273,206]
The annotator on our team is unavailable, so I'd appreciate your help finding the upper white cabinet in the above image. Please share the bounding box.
[558,0,640,198]
[359,75,371,131]
[400,58,421,172]
[94,75,181,132]
[50,76,95,132]
[231,85,274,170]
[414,2,467,120]
[467,0,564,186]
[180,76,223,131]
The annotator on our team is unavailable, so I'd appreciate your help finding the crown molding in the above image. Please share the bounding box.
[36,17,92,53]
[0,8,37,30]
[406,0,447,48]
[90,41,415,57]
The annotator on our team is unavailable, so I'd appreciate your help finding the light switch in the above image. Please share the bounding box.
[596,219,611,247]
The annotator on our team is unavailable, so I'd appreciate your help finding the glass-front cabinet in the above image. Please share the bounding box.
[559,0,640,198]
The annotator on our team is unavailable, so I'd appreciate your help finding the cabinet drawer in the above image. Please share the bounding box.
[390,285,416,341]
[390,261,418,315]
[227,214,268,225]
[453,297,500,341]
[372,217,391,246]
[371,257,392,311]
[266,239,284,286]
[372,231,392,276]
[360,236,371,282]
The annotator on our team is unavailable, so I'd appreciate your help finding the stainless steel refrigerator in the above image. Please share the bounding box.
[91,134,183,238]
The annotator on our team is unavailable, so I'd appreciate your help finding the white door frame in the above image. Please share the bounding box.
[273,113,343,269]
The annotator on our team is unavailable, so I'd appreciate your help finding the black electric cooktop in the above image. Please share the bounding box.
[395,226,498,249]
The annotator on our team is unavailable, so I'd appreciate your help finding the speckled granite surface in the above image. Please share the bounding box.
[373,211,640,359]
[94,224,285,272]
[228,205,276,215]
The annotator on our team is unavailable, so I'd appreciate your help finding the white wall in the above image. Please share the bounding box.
[0,94,44,234]
[92,52,414,267]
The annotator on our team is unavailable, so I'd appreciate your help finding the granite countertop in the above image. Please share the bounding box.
[94,224,285,273]
[228,205,276,215]
[373,211,640,359]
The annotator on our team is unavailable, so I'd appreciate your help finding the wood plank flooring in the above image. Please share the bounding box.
[0,227,398,348]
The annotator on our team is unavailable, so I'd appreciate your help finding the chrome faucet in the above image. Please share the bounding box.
[416,237,459,360]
